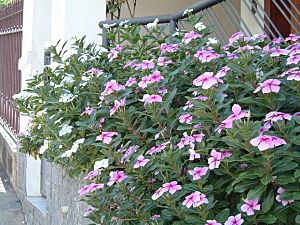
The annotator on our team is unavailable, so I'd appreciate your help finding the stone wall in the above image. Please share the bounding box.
[0,124,91,225]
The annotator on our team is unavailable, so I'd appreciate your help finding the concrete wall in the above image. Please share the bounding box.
[0,124,91,225]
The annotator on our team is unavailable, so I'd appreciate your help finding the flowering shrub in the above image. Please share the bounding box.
[15,15,300,225]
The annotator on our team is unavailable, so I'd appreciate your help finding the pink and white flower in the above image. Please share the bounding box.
[182,31,201,44]
[254,79,281,94]
[79,183,104,195]
[205,220,222,225]
[276,187,294,206]
[96,131,118,144]
[140,94,162,105]
[265,111,292,123]
[193,72,218,89]
[80,107,94,116]
[125,77,137,86]
[208,149,222,170]
[182,191,208,208]
[188,167,209,180]
[240,198,260,216]
[104,80,125,95]
[162,181,182,194]
[107,171,127,186]
[110,99,126,116]
[225,214,244,225]
[179,113,193,124]
[133,155,150,169]
[152,187,166,200]
[250,135,286,151]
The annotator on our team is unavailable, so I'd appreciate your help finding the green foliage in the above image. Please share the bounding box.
[14,15,300,225]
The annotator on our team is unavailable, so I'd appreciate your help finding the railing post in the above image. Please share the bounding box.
[102,27,108,46]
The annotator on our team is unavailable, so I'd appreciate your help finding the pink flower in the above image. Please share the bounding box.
[96,131,118,144]
[104,80,125,95]
[85,68,104,76]
[279,67,299,77]
[150,214,161,220]
[254,79,281,94]
[161,43,178,53]
[276,187,294,206]
[215,66,230,81]
[152,187,166,200]
[182,191,208,208]
[241,198,260,216]
[138,76,151,88]
[223,104,249,124]
[182,31,201,44]
[133,155,150,169]
[228,31,244,45]
[121,145,139,163]
[188,167,209,180]
[183,101,194,110]
[146,142,170,155]
[265,111,292,123]
[137,60,155,70]
[84,170,100,180]
[287,69,300,81]
[107,171,127,186]
[140,94,162,105]
[215,122,233,133]
[108,49,120,62]
[83,206,96,217]
[81,107,94,116]
[162,181,182,194]
[269,46,289,57]
[220,149,232,159]
[287,54,300,65]
[250,135,286,151]
[194,49,221,62]
[208,149,222,170]
[193,72,218,89]
[272,37,284,44]
[194,95,208,101]
[148,70,164,83]
[205,220,222,225]
[79,183,104,195]
[286,34,300,42]
[157,57,173,66]
[258,122,272,135]
[193,133,205,142]
[189,148,200,161]
[110,99,126,116]
[179,113,193,124]
[158,87,168,95]
[225,214,244,225]
[125,77,137,86]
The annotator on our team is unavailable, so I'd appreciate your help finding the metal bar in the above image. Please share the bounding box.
[287,0,300,17]
[254,0,284,39]
[0,28,22,36]
[99,0,226,28]
[226,0,253,36]
[209,7,229,39]
[245,0,277,39]
[206,8,228,42]
[271,0,299,33]
[219,2,241,31]
[170,19,177,35]
[241,0,266,35]
[204,11,226,44]
[278,0,300,28]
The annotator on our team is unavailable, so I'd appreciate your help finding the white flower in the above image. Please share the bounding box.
[59,93,75,103]
[146,18,159,29]
[207,37,218,45]
[39,140,49,154]
[37,124,42,129]
[94,159,109,170]
[59,124,73,136]
[49,62,64,70]
[12,91,37,100]
[183,8,193,16]
[119,20,129,27]
[54,117,63,124]
[194,22,206,31]
[61,138,85,158]
[103,23,116,29]
[36,109,47,117]
[60,74,74,84]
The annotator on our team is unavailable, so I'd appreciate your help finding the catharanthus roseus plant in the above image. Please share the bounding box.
[14,14,300,225]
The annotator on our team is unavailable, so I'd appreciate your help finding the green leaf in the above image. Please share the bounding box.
[216,208,230,222]
[234,181,258,193]
[257,215,277,224]
[247,183,267,200]
[261,173,272,185]
[262,190,274,213]
[272,162,298,174]
[280,192,300,201]
[291,137,300,145]
[275,175,296,185]
[295,215,300,224]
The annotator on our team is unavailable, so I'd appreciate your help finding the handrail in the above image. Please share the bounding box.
[99,0,225,45]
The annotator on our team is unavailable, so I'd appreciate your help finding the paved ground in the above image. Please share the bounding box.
[0,164,26,225]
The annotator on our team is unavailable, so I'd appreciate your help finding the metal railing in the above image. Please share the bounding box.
[99,0,300,46]
[0,0,23,134]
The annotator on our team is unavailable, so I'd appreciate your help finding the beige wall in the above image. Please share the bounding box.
[241,0,264,35]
